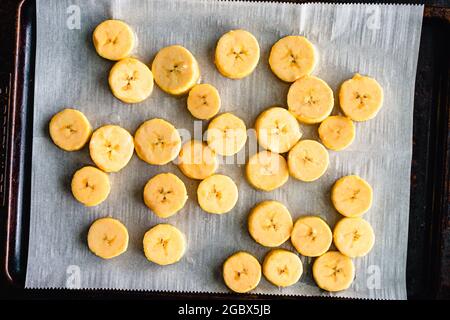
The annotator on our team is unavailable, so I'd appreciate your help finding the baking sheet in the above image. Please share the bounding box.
[26,0,423,299]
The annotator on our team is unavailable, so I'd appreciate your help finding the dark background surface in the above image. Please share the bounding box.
[0,0,449,300]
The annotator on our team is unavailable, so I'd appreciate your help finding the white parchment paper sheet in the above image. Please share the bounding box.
[26,0,423,299]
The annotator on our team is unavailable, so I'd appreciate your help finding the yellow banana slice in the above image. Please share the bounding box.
[197,174,238,214]
[262,249,303,287]
[206,113,247,156]
[248,200,293,247]
[287,75,334,124]
[291,216,332,257]
[109,57,154,104]
[255,107,302,153]
[318,116,355,151]
[246,151,289,191]
[152,45,200,95]
[223,251,261,293]
[134,118,181,165]
[71,166,110,207]
[215,29,260,79]
[89,125,134,173]
[92,20,135,61]
[177,140,218,180]
[288,140,329,182]
[143,224,186,265]
[269,36,316,82]
[87,217,129,259]
[187,84,221,120]
[312,251,355,292]
[331,175,373,217]
[333,217,375,258]
[339,74,383,121]
[143,173,188,218]
[49,108,92,151]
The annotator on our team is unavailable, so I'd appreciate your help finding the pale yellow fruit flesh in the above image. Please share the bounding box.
[215,29,260,79]
[287,75,334,124]
[152,45,200,95]
[248,200,293,247]
[223,251,261,293]
[93,20,135,61]
[255,107,302,154]
[134,118,181,165]
[71,166,110,207]
[89,125,135,173]
[49,108,92,151]
[312,251,355,292]
[177,140,218,180]
[197,174,238,214]
[143,173,188,218]
[246,151,289,191]
[109,57,154,104]
[291,216,332,257]
[143,224,186,265]
[263,249,303,287]
[87,217,129,259]
[339,74,383,121]
[187,84,221,120]
[318,116,355,151]
[333,217,375,257]
[331,175,373,217]
[269,36,316,82]
[288,140,329,182]
[206,113,247,156]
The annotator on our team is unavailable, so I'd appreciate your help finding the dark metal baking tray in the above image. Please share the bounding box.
[1,0,449,299]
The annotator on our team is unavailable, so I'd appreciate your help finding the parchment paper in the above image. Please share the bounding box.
[26,0,423,299]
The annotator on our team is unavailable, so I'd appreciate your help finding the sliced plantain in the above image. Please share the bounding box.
[331,175,373,217]
[223,251,261,293]
[92,20,135,61]
[312,251,355,292]
[291,216,332,257]
[255,107,302,154]
[177,140,218,180]
[288,139,329,182]
[269,36,316,82]
[287,75,334,124]
[49,108,92,151]
[152,45,200,95]
[333,217,375,258]
[215,30,260,79]
[143,224,186,265]
[318,116,355,151]
[339,74,383,121]
[263,249,303,287]
[71,166,110,207]
[206,113,247,156]
[87,217,129,259]
[187,84,221,120]
[143,173,188,218]
[248,200,293,247]
[197,174,238,214]
[89,125,135,173]
[134,118,181,165]
[109,57,154,104]
[246,151,289,192]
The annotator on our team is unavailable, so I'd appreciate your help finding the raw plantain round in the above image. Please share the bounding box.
[71,166,110,207]
[49,108,92,151]
[223,251,261,293]
[215,30,260,79]
[269,35,316,82]
[134,118,181,165]
[143,173,188,218]
[87,217,129,259]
